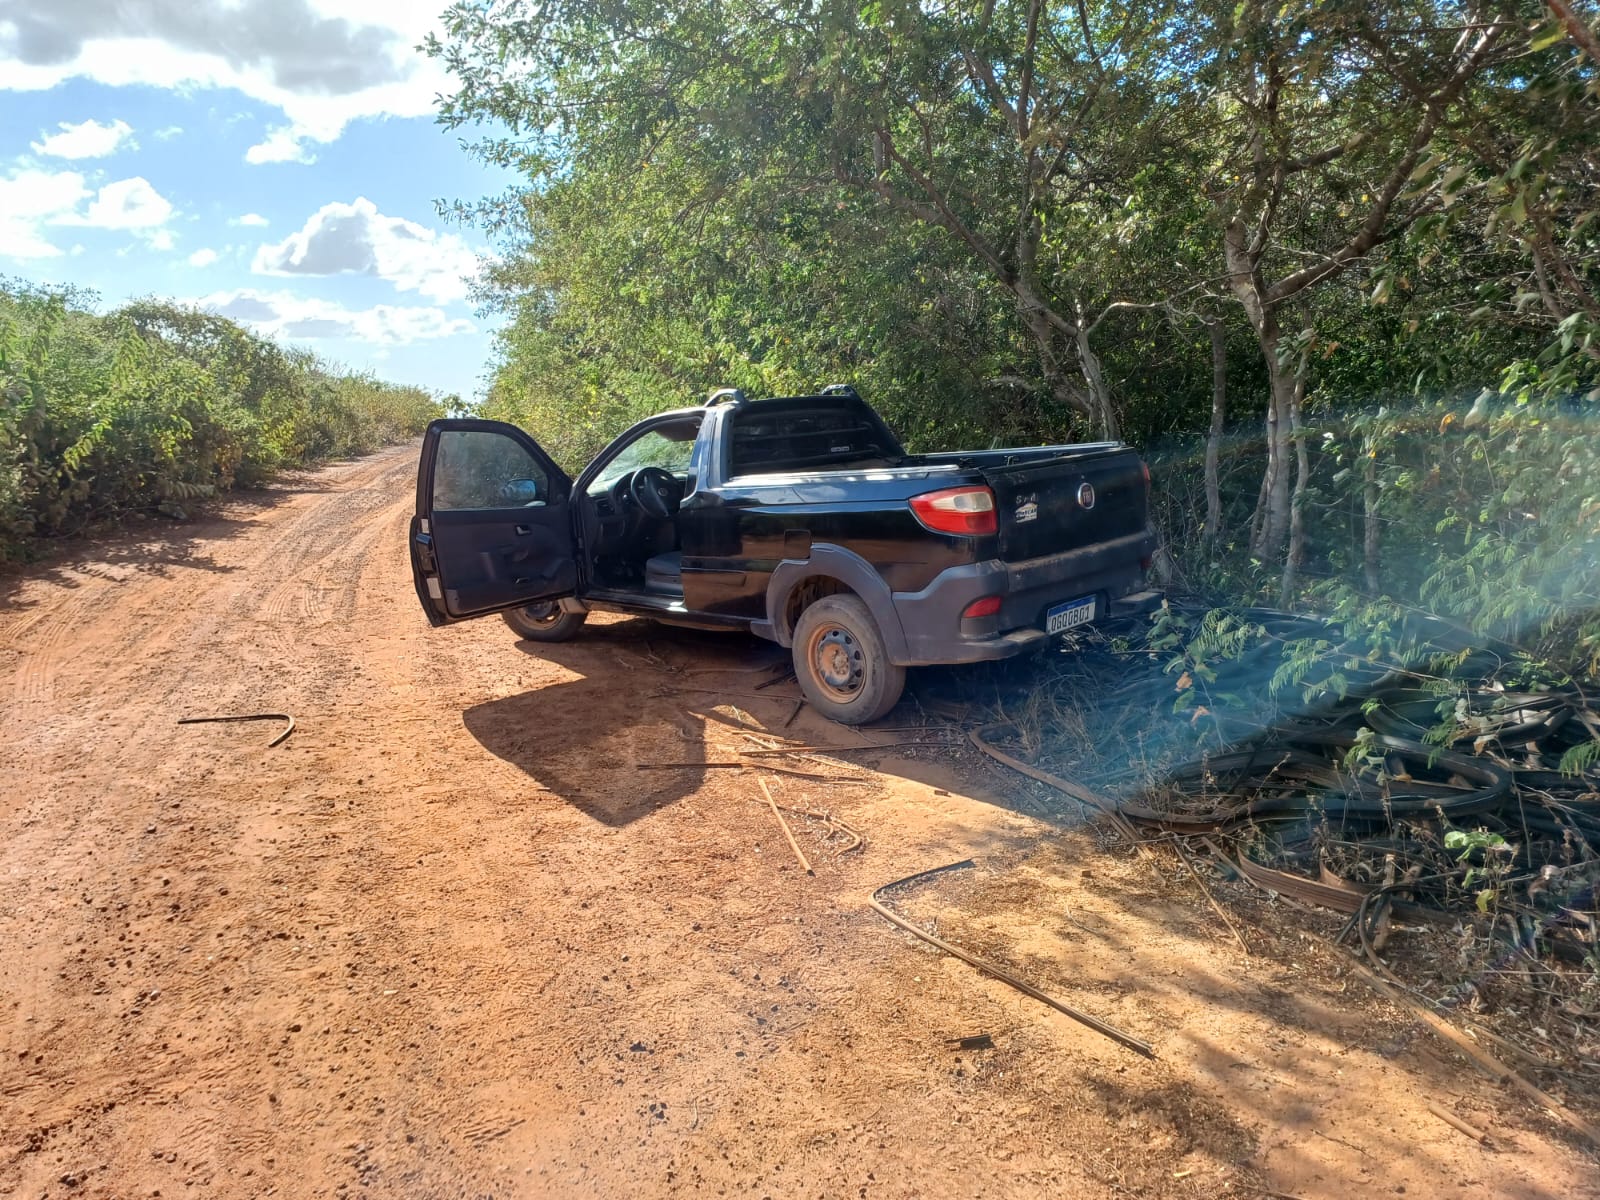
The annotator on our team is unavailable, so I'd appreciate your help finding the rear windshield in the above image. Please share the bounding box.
[727,398,902,475]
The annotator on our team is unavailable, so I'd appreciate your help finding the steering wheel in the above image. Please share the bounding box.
[629,466,681,519]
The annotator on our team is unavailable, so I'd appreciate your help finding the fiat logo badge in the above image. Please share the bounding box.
[1076,482,1096,509]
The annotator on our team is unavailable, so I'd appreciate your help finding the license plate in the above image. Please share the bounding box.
[1046,595,1097,634]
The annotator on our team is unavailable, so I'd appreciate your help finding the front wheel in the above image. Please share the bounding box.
[792,593,905,725]
[503,601,588,643]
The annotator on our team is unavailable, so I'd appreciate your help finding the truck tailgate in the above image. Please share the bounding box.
[982,448,1147,563]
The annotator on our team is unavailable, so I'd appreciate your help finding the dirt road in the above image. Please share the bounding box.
[2,446,1595,1198]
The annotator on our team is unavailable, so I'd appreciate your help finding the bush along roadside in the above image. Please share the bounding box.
[0,281,446,560]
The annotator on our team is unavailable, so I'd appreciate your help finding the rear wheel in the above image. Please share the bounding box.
[502,601,587,643]
[792,593,905,725]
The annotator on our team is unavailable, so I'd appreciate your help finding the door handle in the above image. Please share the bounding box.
[514,524,533,535]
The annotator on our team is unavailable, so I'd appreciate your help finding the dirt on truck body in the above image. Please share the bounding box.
[1,445,1595,1199]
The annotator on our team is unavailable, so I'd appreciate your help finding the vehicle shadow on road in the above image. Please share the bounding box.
[460,618,795,826]
[460,616,1080,830]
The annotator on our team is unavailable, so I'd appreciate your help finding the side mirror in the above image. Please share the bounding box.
[499,477,544,505]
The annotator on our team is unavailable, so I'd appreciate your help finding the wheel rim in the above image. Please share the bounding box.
[809,624,865,700]
[519,601,561,625]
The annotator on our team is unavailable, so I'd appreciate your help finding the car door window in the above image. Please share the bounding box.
[587,424,699,495]
[433,429,552,510]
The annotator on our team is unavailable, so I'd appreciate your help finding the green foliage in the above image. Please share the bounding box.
[1443,827,1512,911]
[427,0,1600,673]
[1560,738,1600,778]
[0,281,443,560]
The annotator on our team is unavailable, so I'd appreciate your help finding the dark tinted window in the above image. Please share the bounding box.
[728,400,900,475]
[433,430,551,510]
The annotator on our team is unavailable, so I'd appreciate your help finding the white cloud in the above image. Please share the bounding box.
[31,117,134,159]
[1,1,451,164]
[71,177,174,230]
[152,125,183,140]
[245,127,316,166]
[199,288,474,345]
[0,170,178,259]
[0,168,89,258]
[252,197,480,303]
[187,247,219,267]
[232,213,270,227]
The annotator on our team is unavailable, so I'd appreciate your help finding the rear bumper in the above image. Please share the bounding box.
[889,529,1157,666]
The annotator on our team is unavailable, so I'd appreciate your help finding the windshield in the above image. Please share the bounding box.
[588,420,700,494]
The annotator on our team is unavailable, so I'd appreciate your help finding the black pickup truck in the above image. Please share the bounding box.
[409,386,1158,723]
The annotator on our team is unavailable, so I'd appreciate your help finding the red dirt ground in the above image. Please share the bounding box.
[2,445,1595,1199]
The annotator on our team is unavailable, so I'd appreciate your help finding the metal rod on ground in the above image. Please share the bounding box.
[740,739,960,755]
[1209,843,1600,1151]
[759,777,812,875]
[177,712,295,748]
[639,762,749,770]
[969,724,1148,849]
[868,860,1155,1059]
[796,809,863,855]
[636,761,872,783]
[746,798,864,855]
[1171,837,1251,957]
[1425,1101,1490,1144]
[670,687,800,703]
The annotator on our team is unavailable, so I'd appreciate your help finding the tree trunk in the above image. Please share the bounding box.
[1013,307,1063,438]
[1250,318,1296,560]
[1203,319,1226,543]
[1223,219,1293,560]
[1363,448,1381,594]
[1074,318,1121,441]
[1278,354,1310,606]
[1012,291,1127,441]
[1248,441,1270,552]
[1013,212,1113,440]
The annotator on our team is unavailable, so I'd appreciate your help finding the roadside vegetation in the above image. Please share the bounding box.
[429,0,1598,672]
[0,279,445,562]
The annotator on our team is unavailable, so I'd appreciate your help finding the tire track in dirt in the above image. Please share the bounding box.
[3,581,98,707]
[224,459,411,665]
[0,450,419,922]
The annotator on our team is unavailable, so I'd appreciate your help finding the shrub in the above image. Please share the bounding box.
[0,280,444,559]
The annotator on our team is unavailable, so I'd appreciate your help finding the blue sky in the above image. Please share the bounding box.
[0,1,518,401]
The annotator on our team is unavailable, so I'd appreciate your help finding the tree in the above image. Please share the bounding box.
[430,0,1599,640]
[1204,0,1516,564]
[431,0,1206,440]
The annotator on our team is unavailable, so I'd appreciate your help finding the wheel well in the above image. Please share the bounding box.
[781,575,854,641]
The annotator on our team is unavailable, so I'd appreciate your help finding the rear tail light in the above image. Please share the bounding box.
[909,485,997,536]
[962,595,1003,619]
[1141,461,1151,490]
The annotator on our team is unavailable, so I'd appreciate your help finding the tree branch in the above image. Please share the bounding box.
[960,49,1021,137]
[846,132,1015,286]
[1018,0,1042,141]
[1265,23,1505,304]
[1547,0,1600,63]
[1283,131,1374,174]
